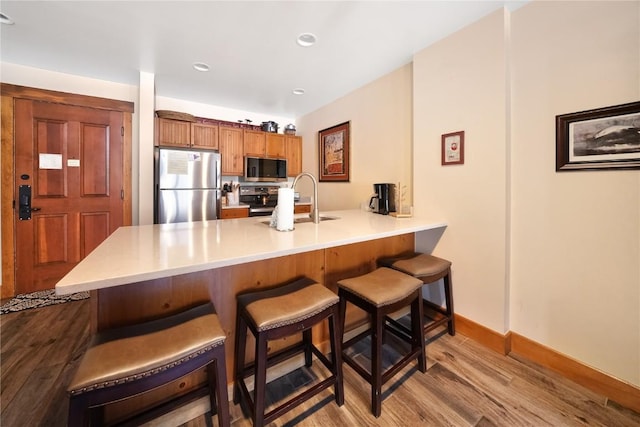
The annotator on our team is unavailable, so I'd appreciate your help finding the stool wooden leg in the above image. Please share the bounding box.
[443,272,455,336]
[253,333,269,427]
[303,329,313,367]
[208,353,230,427]
[233,309,247,405]
[328,307,344,406]
[68,395,87,426]
[412,291,427,373]
[371,307,383,418]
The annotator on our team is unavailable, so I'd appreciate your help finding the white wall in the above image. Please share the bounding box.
[296,64,413,211]
[510,0,639,386]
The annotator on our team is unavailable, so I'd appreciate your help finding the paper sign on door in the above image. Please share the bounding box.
[39,153,63,170]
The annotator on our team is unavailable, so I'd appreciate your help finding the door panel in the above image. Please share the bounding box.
[14,99,123,293]
[81,212,110,257]
[82,124,109,195]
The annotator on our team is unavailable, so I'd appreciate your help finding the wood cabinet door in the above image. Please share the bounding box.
[191,122,218,150]
[219,126,244,176]
[294,204,311,214]
[243,130,266,156]
[286,135,302,176]
[220,207,249,219]
[155,118,191,147]
[266,133,286,158]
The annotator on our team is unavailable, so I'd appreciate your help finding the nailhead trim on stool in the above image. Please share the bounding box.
[379,252,455,336]
[67,302,230,427]
[338,267,426,417]
[233,277,344,427]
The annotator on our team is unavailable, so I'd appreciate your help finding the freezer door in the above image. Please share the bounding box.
[157,148,220,190]
[157,189,219,224]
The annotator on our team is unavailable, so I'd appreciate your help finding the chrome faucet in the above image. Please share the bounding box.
[292,172,320,224]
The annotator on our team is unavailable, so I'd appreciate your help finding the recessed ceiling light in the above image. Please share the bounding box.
[193,62,210,72]
[296,33,317,47]
[292,88,305,95]
[0,13,14,25]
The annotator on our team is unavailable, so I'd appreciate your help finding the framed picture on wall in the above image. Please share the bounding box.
[318,121,350,182]
[441,131,465,165]
[556,101,640,171]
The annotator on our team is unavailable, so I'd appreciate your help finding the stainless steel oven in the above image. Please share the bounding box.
[239,185,280,217]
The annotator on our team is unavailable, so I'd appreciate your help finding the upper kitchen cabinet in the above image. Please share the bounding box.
[219,126,244,176]
[266,133,286,158]
[244,130,286,158]
[191,122,219,150]
[286,135,302,177]
[243,129,266,157]
[155,118,219,150]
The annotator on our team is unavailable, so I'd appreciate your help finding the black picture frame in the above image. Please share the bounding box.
[556,101,640,171]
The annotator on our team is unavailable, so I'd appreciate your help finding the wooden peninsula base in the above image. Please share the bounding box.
[57,210,447,423]
[93,233,414,423]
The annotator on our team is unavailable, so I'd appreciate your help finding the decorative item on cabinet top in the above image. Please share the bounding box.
[154,110,262,130]
[155,110,196,122]
[285,124,296,135]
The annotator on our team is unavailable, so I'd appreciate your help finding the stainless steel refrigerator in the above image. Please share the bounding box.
[154,147,221,224]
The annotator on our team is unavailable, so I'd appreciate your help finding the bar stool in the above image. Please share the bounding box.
[379,252,455,336]
[338,267,426,417]
[233,277,344,427]
[67,302,230,426]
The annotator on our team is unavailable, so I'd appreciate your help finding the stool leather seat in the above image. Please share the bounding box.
[240,280,338,331]
[338,267,426,418]
[391,253,451,279]
[337,266,424,307]
[67,302,230,427]
[379,252,455,336]
[234,277,344,427]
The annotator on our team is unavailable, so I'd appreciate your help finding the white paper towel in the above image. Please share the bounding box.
[276,188,294,231]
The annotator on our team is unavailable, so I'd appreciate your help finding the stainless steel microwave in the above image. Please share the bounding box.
[244,156,288,182]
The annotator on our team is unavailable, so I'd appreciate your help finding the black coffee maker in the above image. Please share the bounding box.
[369,183,396,215]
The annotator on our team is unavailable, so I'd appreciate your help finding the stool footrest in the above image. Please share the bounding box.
[263,376,337,425]
[116,385,210,427]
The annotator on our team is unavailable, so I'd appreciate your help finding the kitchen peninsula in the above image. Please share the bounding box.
[56,209,446,421]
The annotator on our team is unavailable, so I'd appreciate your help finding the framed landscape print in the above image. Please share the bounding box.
[318,121,350,182]
[556,101,640,171]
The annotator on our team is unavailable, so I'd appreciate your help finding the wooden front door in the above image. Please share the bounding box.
[14,99,124,293]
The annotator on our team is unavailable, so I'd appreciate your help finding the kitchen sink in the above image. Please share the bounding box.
[294,215,339,224]
[260,215,339,226]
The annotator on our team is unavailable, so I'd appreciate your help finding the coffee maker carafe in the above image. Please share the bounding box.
[369,183,396,215]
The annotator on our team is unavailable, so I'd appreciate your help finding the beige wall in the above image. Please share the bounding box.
[413,8,510,336]
[412,1,639,387]
[299,0,639,388]
[509,1,639,386]
[296,64,413,211]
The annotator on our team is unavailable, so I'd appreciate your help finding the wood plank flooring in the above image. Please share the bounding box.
[2,299,639,426]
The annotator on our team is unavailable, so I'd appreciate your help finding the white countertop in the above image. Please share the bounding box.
[55,209,446,295]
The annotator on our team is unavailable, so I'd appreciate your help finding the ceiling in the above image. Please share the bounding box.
[0,1,524,119]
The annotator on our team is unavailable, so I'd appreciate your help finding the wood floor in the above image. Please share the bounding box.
[2,299,639,427]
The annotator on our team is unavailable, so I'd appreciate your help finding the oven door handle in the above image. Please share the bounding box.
[250,207,275,213]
